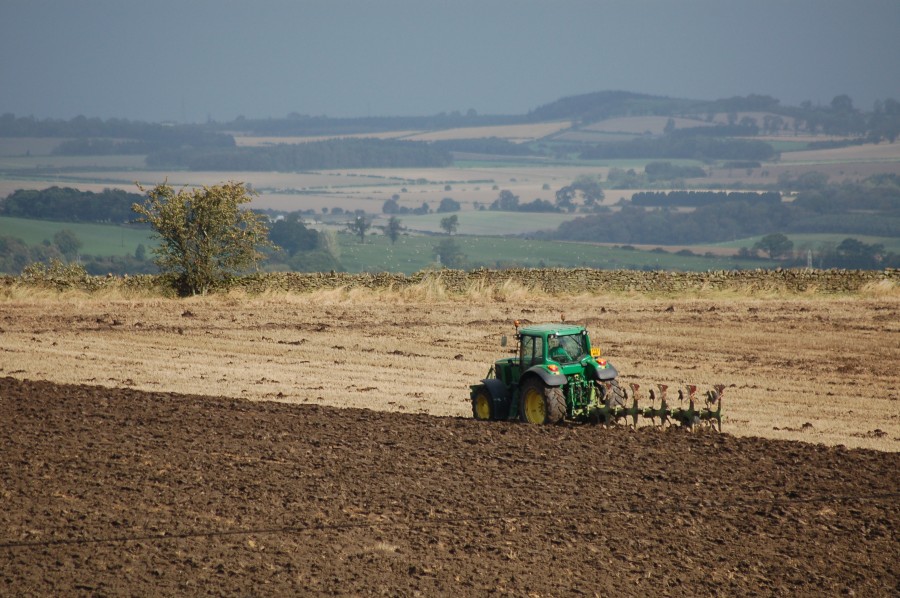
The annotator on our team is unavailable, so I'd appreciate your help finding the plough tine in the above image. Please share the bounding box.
[688,384,700,429]
[701,384,725,432]
[628,383,641,428]
[655,384,670,427]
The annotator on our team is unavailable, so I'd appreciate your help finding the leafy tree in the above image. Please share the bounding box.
[437,197,461,213]
[752,233,794,259]
[53,229,82,260]
[433,238,466,269]
[346,214,372,243]
[385,216,403,244]
[518,198,559,212]
[440,214,459,235]
[268,213,318,256]
[556,175,605,211]
[132,181,272,295]
[0,236,37,273]
[382,198,400,214]
[490,190,519,211]
[833,237,886,268]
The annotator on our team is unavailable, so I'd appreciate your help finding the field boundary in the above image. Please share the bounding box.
[2,267,898,296]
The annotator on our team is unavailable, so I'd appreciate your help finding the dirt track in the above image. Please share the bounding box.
[2,377,897,596]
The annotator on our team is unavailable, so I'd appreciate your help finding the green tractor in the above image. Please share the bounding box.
[470,321,724,429]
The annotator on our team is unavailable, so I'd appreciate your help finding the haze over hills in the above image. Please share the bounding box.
[1,86,899,275]
[2,1,899,123]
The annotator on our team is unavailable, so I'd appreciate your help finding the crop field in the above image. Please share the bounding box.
[0,216,155,257]
[402,121,573,143]
[782,142,900,164]
[232,131,421,146]
[0,213,766,274]
[0,137,66,157]
[338,233,768,273]
[0,285,897,595]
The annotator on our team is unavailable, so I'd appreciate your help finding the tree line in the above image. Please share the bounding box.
[146,138,451,171]
[631,191,782,207]
[550,174,900,250]
[0,187,143,223]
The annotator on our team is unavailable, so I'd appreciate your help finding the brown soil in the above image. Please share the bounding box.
[1,293,897,451]
[1,377,897,596]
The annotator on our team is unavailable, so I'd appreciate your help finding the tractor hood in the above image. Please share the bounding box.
[561,357,618,381]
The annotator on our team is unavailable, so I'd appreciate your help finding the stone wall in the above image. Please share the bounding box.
[3,268,897,296]
[226,267,898,295]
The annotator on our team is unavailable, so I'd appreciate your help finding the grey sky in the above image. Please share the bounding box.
[2,0,898,123]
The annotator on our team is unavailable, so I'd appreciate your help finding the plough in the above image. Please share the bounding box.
[592,382,725,431]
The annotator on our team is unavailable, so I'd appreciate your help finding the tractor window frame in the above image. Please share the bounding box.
[549,333,587,364]
[520,334,544,367]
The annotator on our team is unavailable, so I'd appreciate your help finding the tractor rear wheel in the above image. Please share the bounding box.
[520,378,566,424]
[602,379,627,409]
[471,387,493,421]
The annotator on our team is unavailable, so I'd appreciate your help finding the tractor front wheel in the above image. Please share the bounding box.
[520,378,566,424]
[471,387,494,421]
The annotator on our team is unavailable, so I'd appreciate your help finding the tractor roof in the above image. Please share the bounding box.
[519,323,586,337]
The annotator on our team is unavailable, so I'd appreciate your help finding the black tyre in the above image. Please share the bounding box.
[471,387,494,421]
[600,379,627,409]
[520,378,566,424]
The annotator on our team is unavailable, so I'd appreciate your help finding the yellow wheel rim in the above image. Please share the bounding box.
[523,388,546,424]
[474,394,491,420]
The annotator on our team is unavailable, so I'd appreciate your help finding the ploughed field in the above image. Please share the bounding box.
[2,377,897,596]
[1,291,897,450]
[1,290,898,594]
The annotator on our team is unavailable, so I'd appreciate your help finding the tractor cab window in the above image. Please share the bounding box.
[520,335,543,367]
[549,333,586,364]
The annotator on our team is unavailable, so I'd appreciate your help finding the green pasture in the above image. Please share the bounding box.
[715,233,900,253]
[396,211,576,236]
[337,232,769,274]
[0,216,156,257]
[0,215,775,275]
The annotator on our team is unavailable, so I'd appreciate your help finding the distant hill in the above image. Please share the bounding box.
[526,90,699,123]
[2,90,896,148]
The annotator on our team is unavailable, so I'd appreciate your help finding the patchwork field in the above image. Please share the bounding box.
[1,285,898,595]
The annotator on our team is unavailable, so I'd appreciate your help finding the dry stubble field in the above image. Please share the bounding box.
[2,286,897,451]
[1,284,898,595]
